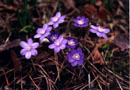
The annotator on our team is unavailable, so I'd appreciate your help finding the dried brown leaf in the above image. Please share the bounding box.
[81,4,97,19]
[10,50,22,72]
[97,7,111,21]
[93,49,104,65]
[95,0,102,6]
[0,39,20,52]
[61,0,75,10]
[114,33,129,51]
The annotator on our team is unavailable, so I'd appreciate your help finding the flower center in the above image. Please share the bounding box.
[41,30,45,34]
[98,27,103,32]
[54,18,58,22]
[73,53,80,60]
[27,46,31,50]
[56,42,60,46]
[78,20,84,25]
[68,40,74,46]
[52,36,56,40]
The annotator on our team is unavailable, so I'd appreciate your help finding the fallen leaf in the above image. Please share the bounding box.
[10,50,22,72]
[97,7,111,21]
[0,39,20,52]
[93,49,104,65]
[114,33,129,51]
[81,4,97,19]
[95,0,102,6]
[61,0,75,10]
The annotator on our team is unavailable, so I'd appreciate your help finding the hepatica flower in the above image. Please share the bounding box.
[67,47,84,67]
[74,16,89,27]
[90,25,110,39]
[48,35,67,53]
[48,12,66,28]
[34,24,52,40]
[67,37,78,48]
[48,32,59,43]
[20,38,39,59]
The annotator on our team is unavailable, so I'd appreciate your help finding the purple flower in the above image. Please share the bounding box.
[20,38,39,59]
[48,35,67,53]
[66,37,78,48]
[34,24,52,40]
[67,47,84,67]
[48,12,66,28]
[74,16,89,27]
[48,32,60,43]
[90,25,110,39]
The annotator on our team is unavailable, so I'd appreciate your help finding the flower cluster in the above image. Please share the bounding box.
[19,12,110,67]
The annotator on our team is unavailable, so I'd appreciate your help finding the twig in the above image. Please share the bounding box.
[88,61,106,78]
[105,67,130,84]
[3,69,10,87]
[115,78,123,90]
[88,73,91,90]
[20,76,23,90]
[28,74,40,90]
[79,76,99,90]
[92,71,103,90]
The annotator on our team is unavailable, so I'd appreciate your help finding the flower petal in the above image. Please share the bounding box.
[53,23,59,28]
[60,44,66,49]
[90,29,97,33]
[34,34,41,38]
[58,16,66,23]
[54,47,60,53]
[42,24,48,30]
[77,60,83,66]
[56,12,61,18]
[47,27,52,32]
[62,39,68,44]
[103,29,110,33]
[71,61,77,67]
[58,35,63,43]
[32,43,39,49]
[37,28,42,33]
[67,55,75,63]
[90,25,98,30]
[49,44,56,49]
[31,49,38,56]
[20,49,27,56]
[96,32,103,37]
[20,41,29,48]
[40,35,45,41]
[102,34,108,39]
[77,47,82,53]
[28,38,33,45]
[48,21,54,25]
[25,52,31,59]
